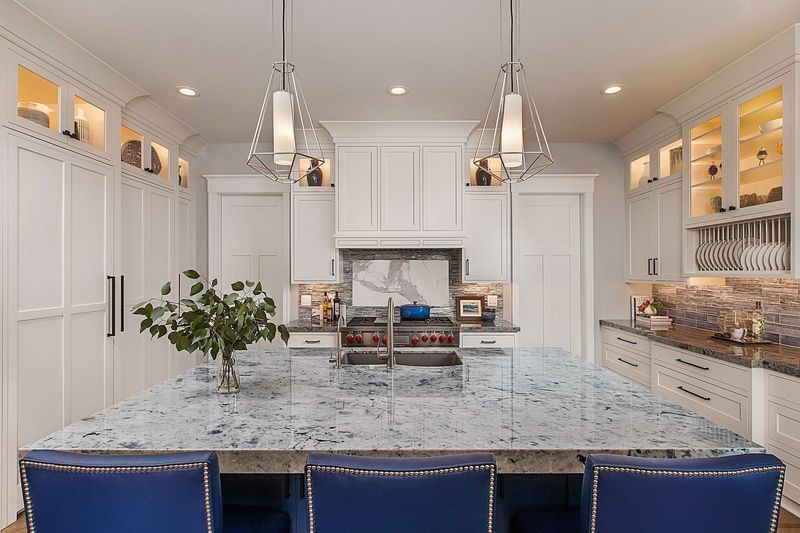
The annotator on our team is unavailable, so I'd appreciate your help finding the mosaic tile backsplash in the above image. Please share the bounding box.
[297,249,504,321]
[654,278,800,346]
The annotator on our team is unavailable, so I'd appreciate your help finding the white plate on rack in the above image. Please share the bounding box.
[712,240,726,271]
[756,242,771,271]
[742,240,759,271]
[770,242,784,271]
[718,240,732,270]
[697,240,711,270]
[706,240,719,270]
[728,239,743,270]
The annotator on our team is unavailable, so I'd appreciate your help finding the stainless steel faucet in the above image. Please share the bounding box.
[376,297,395,369]
[330,313,347,368]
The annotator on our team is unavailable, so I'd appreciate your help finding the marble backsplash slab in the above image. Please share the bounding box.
[297,249,504,321]
[654,278,800,346]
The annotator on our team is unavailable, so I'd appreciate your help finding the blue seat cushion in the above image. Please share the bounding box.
[224,505,290,533]
[510,509,579,533]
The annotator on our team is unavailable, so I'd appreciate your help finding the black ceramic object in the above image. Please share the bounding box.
[306,159,323,186]
[476,160,493,186]
[481,308,496,323]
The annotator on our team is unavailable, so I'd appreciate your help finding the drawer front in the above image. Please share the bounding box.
[287,332,337,348]
[602,342,651,387]
[652,344,750,394]
[600,327,650,357]
[653,364,750,437]
[768,400,800,456]
[768,442,800,505]
[768,372,800,408]
[461,333,516,348]
[380,239,421,247]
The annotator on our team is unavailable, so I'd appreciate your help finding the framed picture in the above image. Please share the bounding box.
[456,295,484,322]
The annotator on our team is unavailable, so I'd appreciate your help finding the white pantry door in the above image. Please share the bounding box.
[220,195,288,343]
[514,195,582,354]
[4,133,113,518]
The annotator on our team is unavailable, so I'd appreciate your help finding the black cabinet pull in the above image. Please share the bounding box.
[678,385,711,401]
[676,358,709,371]
[647,179,653,183]
[616,337,637,345]
[304,339,321,344]
[617,357,638,367]
[719,207,727,212]
[654,257,659,276]
[62,129,72,137]
[466,258,470,276]
[647,258,653,275]
[481,340,497,344]
[119,275,125,333]
[652,176,658,181]
[729,206,736,211]
[106,276,116,337]
[331,258,335,276]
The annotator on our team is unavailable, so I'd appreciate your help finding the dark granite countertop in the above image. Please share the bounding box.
[285,319,338,333]
[600,319,800,378]
[287,318,520,333]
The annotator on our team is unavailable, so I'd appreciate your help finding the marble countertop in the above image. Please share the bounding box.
[600,319,800,378]
[286,318,520,333]
[22,347,758,474]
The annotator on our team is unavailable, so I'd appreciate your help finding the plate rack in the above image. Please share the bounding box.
[692,214,790,273]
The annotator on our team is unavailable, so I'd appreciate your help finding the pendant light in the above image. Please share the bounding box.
[247,0,324,184]
[473,0,553,183]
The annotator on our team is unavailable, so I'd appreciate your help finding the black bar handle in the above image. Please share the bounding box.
[304,339,321,344]
[119,275,125,332]
[678,385,711,401]
[654,257,659,276]
[107,275,116,337]
[481,340,496,344]
[676,358,709,371]
[616,337,637,345]
[331,258,335,276]
[466,258,470,276]
[647,258,653,275]
[617,357,638,368]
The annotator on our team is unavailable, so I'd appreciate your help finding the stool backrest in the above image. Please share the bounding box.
[580,453,785,533]
[305,453,496,533]
[20,450,222,533]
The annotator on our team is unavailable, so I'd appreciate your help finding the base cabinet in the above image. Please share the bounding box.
[460,333,516,348]
[767,372,800,506]
[287,332,338,348]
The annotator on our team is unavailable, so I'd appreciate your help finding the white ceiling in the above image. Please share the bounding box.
[15,0,800,143]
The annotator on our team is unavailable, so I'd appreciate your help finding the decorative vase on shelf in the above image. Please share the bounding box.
[476,159,493,186]
[708,161,719,180]
[306,159,323,186]
[638,161,650,187]
[669,146,682,175]
[217,347,240,394]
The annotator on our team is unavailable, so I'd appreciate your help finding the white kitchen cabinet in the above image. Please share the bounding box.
[120,116,177,184]
[336,146,378,232]
[287,332,338,348]
[460,333,516,348]
[9,50,118,162]
[463,191,509,282]
[380,146,420,230]
[625,181,683,282]
[3,131,115,514]
[422,146,463,231]
[292,192,337,283]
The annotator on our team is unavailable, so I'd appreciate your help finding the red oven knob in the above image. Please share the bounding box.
[448,334,455,344]
[421,335,429,342]
[411,337,419,346]
[438,334,447,343]
[372,334,380,343]
[346,334,354,344]
[430,335,438,343]
[382,336,388,345]
[354,334,363,344]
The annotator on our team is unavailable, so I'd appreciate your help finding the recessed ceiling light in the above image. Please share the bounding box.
[177,86,199,97]
[603,85,624,95]
[387,85,409,96]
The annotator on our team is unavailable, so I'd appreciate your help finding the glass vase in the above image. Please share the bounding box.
[217,350,240,394]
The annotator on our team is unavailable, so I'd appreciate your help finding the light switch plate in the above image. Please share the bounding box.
[487,295,498,307]
[300,294,312,306]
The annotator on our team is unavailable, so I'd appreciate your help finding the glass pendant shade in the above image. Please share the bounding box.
[473,62,553,183]
[272,90,295,166]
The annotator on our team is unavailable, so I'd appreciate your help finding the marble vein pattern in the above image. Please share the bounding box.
[22,348,760,474]
[352,259,449,306]
[600,319,800,378]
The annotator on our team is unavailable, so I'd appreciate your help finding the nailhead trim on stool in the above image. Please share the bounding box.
[589,465,786,533]
[305,463,496,533]
[19,460,213,533]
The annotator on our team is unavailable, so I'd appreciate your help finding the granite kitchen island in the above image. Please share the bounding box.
[22,347,759,473]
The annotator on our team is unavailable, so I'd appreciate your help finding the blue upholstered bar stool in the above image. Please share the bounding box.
[20,450,290,533]
[305,453,496,533]
[511,453,786,533]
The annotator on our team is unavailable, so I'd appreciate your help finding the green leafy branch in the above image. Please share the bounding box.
[133,270,289,359]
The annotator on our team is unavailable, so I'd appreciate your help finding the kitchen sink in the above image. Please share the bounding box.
[339,351,462,367]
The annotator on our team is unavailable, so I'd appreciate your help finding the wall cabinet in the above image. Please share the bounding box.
[625,181,683,282]
[626,136,682,196]
[121,118,176,183]
[292,192,337,283]
[335,143,464,247]
[9,50,118,161]
[463,191,509,282]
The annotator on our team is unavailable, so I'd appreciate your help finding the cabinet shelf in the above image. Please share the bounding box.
[691,177,725,190]
[740,159,783,185]
[740,125,783,144]
[691,125,722,145]
[739,99,782,124]
[691,150,722,165]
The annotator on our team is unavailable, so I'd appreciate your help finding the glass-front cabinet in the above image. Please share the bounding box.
[178,157,189,188]
[688,111,724,220]
[11,52,113,159]
[120,121,174,182]
[626,135,682,195]
[735,79,787,214]
[627,153,651,193]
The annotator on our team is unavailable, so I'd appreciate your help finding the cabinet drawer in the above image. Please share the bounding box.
[653,364,750,437]
[652,344,750,394]
[768,372,800,408]
[600,327,650,357]
[602,343,651,387]
[287,333,337,348]
[380,239,421,247]
[768,442,800,505]
[461,333,516,348]
[768,400,800,456]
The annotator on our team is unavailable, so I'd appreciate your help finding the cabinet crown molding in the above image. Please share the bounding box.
[320,121,479,143]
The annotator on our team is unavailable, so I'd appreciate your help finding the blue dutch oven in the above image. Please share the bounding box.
[399,302,431,320]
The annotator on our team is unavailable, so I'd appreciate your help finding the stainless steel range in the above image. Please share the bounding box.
[341,316,459,349]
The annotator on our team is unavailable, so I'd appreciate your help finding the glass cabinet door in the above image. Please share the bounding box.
[628,153,651,193]
[16,63,61,134]
[178,157,189,188]
[72,94,106,151]
[737,84,783,210]
[689,114,724,219]
[121,126,144,170]
[149,140,170,180]
[658,138,682,180]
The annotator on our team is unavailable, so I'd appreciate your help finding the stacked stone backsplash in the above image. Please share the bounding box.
[653,278,800,346]
[297,249,504,321]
